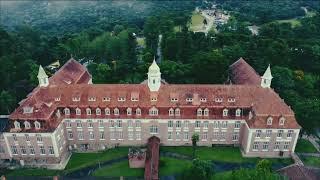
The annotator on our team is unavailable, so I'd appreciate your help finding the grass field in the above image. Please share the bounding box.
[300,156,320,168]
[295,139,318,153]
[189,11,205,31]
[276,18,301,27]
[136,37,145,47]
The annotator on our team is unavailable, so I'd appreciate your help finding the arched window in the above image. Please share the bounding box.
[267,117,273,125]
[34,121,41,129]
[64,108,70,115]
[86,108,91,115]
[279,117,286,125]
[136,108,141,116]
[149,107,158,116]
[14,121,20,129]
[105,108,110,115]
[175,108,181,116]
[235,109,241,117]
[24,121,31,129]
[197,108,202,116]
[168,108,174,116]
[203,108,209,116]
[127,108,132,115]
[114,108,119,115]
[223,109,228,117]
[96,108,101,115]
[76,108,81,115]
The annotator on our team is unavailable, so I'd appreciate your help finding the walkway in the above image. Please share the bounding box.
[144,136,160,180]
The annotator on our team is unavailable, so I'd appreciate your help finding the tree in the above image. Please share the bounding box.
[256,159,272,174]
[0,91,16,114]
[181,159,214,180]
[192,133,199,159]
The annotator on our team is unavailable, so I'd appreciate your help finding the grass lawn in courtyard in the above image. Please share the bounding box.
[189,11,205,31]
[159,157,191,176]
[93,161,144,177]
[295,139,318,153]
[300,156,320,168]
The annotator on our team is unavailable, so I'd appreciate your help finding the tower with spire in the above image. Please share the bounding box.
[147,58,161,91]
[261,64,272,88]
[37,65,49,87]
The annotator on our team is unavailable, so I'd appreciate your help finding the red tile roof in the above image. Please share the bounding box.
[229,57,261,85]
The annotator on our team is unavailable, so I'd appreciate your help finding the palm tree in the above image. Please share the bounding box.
[192,133,199,159]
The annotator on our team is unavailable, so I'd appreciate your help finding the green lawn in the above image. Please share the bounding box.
[159,157,191,176]
[189,11,205,31]
[300,156,320,168]
[295,139,318,153]
[6,169,60,176]
[136,37,145,47]
[276,18,301,27]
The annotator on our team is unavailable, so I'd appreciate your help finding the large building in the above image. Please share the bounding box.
[0,57,300,168]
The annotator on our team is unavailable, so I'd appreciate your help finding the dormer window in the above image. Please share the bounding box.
[55,97,60,101]
[149,107,158,116]
[223,109,228,117]
[175,108,180,116]
[279,117,285,125]
[86,108,92,115]
[236,109,241,117]
[197,108,202,116]
[88,97,96,102]
[96,108,101,115]
[169,108,174,116]
[228,98,236,103]
[204,108,209,116]
[151,97,157,101]
[103,97,111,102]
[131,97,139,101]
[267,117,273,125]
[186,98,193,102]
[114,108,119,115]
[127,108,132,116]
[136,108,141,116]
[215,98,223,103]
[118,97,126,102]
[171,98,178,102]
[34,121,41,129]
[105,108,110,115]
[76,108,81,115]
[24,121,31,129]
[64,108,70,115]
[72,97,80,102]
[23,106,33,114]
[14,121,20,129]
[200,98,207,102]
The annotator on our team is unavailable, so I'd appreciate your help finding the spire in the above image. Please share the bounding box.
[261,64,273,88]
[148,57,160,74]
[37,65,49,87]
[37,65,48,78]
[147,57,161,92]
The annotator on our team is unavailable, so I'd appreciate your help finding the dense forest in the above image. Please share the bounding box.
[0,0,319,135]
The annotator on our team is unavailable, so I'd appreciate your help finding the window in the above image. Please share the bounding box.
[149,107,158,116]
[221,121,228,128]
[136,108,141,116]
[114,108,119,115]
[55,97,60,101]
[236,109,241,117]
[135,120,141,128]
[105,108,110,115]
[220,132,226,140]
[176,132,181,141]
[184,132,189,140]
[203,121,209,129]
[186,98,193,102]
[36,134,42,142]
[48,146,54,155]
[168,132,173,140]
[64,108,70,115]
[20,146,26,155]
[151,97,157,101]
[88,97,96,102]
[68,131,73,139]
[223,109,228,117]
[168,121,173,128]
[76,108,81,115]
[23,106,33,114]
[128,120,133,128]
[262,142,269,150]
[118,131,123,140]
[176,121,181,128]
[266,130,272,138]
[116,120,122,128]
[204,108,209,116]
[25,134,30,141]
[274,142,280,150]
[118,97,126,102]
[76,120,82,128]
[169,108,174,116]
[175,108,180,116]
[86,108,92,115]
[128,131,134,140]
[14,121,20,129]
[96,108,101,115]
[215,98,223,102]
[195,121,201,128]
[284,142,290,150]
[103,97,110,102]
[24,121,31,129]
[110,131,115,140]
[232,132,239,141]
[213,121,219,129]
[40,146,45,155]
[202,132,208,140]
[197,108,202,116]
[256,130,262,138]
[235,121,241,128]
[267,117,273,125]
[277,130,284,138]
[183,121,189,128]
[131,97,139,101]
[287,130,294,138]
[279,117,286,125]
[171,98,178,102]
[213,131,219,140]
[136,132,141,140]
[11,146,18,155]
[98,120,104,127]
[88,120,93,128]
[89,131,94,140]
[72,97,80,102]
[78,131,84,140]
[29,146,35,155]
[253,142,259,150]
[228,98,236,102]
[127,108,132,116]
[200,98,207,102]
[109,120,115,127]
[99,131,105,139]
[35,121,41,129]
[66,120,72,128]
[150,125,158,134]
